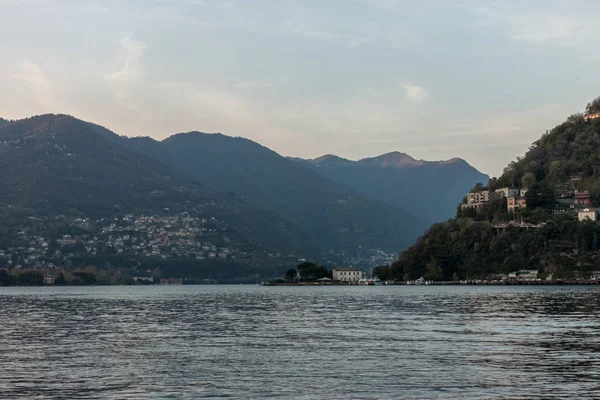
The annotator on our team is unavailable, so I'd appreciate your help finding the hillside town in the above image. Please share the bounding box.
[462,185,598,222]
[0,213,248,270]
[0,209,399,285]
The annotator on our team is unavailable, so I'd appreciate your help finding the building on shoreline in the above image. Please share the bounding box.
[160,278,183,285]
[332,268,363,283]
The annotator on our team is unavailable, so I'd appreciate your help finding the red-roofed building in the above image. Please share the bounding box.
[575,191,591,205]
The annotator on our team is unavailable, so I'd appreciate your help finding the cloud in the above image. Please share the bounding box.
[14,60,52,91]
[401,82,429,104]
[229,81,275,90]
[104,35,146,112]
[11,60,60,112]
[472,5,600,48]
[105,35,145,84]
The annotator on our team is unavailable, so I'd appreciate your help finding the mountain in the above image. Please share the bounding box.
[119,132,428,263]
[384,97,600,282]
[296,151,489,224]
[0,114,429,276]
[0,114,207,217]
[0,115,322,279]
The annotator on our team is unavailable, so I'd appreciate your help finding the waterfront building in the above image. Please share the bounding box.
[160,278,183,285]
[332,268,363,283]
[517,270,538,280]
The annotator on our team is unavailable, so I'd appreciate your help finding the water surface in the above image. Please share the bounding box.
[1,285,599,399]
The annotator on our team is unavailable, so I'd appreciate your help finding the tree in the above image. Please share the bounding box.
[55,272,66,285]
[525,183,555,210]
[423,257,443,281]
[372,265,391,280]
[522,172,537,188]
[0,270,11,286]
[297,262,329,281]
[285,268,297,282]
[549,160,568,182]
[470,183,485,193]
[585,96,600,114]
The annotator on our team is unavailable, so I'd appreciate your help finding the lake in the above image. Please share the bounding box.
[0,285,599,399]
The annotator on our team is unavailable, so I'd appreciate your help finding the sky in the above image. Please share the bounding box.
[1,0,600,176]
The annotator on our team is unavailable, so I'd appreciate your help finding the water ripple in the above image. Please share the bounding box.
[0,285,599,399]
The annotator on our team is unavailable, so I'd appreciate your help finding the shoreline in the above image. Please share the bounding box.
[264,280,600,286]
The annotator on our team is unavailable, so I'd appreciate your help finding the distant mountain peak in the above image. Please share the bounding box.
[311,154,351,165]
[306,151,476,170]
[359,151,420,167]
[441,157,468,165]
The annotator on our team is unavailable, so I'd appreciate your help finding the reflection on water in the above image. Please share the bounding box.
[1,285,599,399]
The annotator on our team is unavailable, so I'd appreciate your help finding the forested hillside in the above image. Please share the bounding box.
[489,99,600,202]
[113,131,429,263]
[0,115,321,280]
[0,114,433,281]
[385,97,600,281]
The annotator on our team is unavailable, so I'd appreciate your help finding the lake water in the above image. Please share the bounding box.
[1,285,599,399]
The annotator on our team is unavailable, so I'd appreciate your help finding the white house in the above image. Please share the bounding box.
[578,208,598,222]
[517,270,538,280]
[43,274,55,285]
[467,190,491,204]
[332,268,363,282]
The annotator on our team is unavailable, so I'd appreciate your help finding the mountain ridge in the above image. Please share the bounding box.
[123,128,429,261]
[294,151,489,224]
[0,114,433,269]
[306,151,476,169]
[0,114,318,268]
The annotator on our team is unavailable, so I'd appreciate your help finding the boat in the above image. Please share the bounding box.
[359,277,382,286]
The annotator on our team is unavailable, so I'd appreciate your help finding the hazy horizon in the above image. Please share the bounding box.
[2,0,600,176]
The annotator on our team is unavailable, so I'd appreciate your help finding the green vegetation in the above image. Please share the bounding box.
[0,270,44,286]
[489,99,600,202]
[125,132,426,257]
[0,114,392,277]
[391,97,600,280]
[296,262,330,281]
[285,268,297,282]
[0,114,427,270]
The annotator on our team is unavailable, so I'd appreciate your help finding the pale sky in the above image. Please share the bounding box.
[1,0,600,176]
